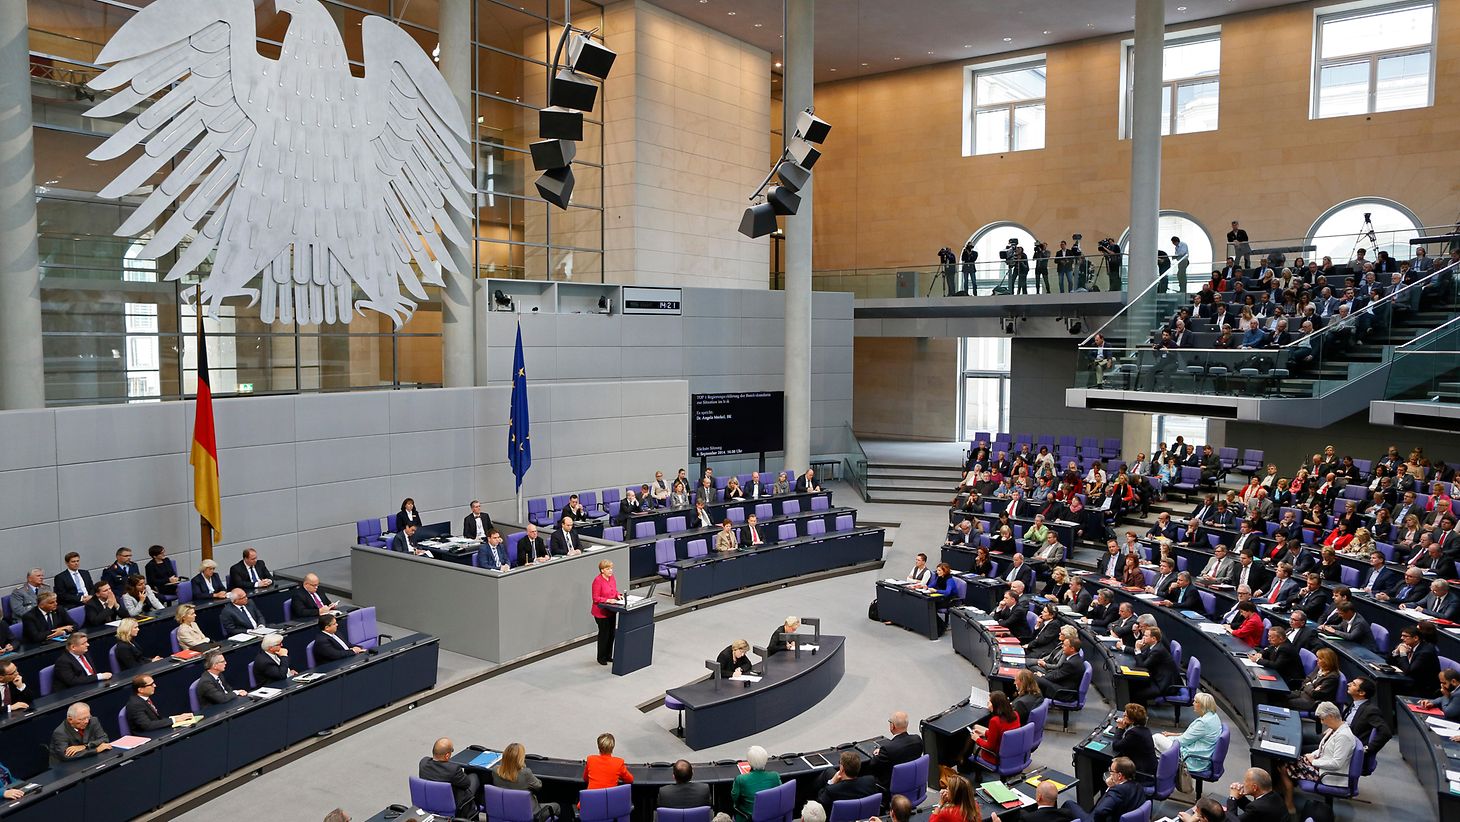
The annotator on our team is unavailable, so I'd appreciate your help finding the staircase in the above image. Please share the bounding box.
[865,463,963,505]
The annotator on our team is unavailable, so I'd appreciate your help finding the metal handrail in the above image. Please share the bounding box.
[1078,269,1175,345]
[1395,309,1460,351]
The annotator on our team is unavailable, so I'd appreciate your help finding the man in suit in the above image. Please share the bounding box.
[657,760,712,809]
[693,479,717,507]
[53,552,94,609]
[1147,558,1179,598]
[948,519,977,547]
[1221,768,1287,822]
[1002,553,1036,589]
[99,548,141,595]
[1285,611,1319,652]
[993,591,1032,642]
[227,548,274,592]
[197,651,247,704]
[48,702,111,765]
[1393,625,1442,697]
[549,517,582,556]
[1410,538,1455,577]
[1319,601,1376,651]
[866,711,922,789]
[462,500,493,541]
[1087,592,1117,631]
[314,614,363,662]
[1197,544,1238,586]
[1436,516,1460,557]
[1130,627,1179,706]
[253,634,294,683]
[690,500,714,529]
[54,633,111,690]
[617,489,644,525]
[1095,541,1124,579]
[191,559,229,600]
[21,592,74,644]
[391,523,430,556]
[420,737,481,819]
[1356,551,1399,595]
[561,494,591,523]
[83,581,124,627]
[795,468,822,494]
[741,513,769,548]
[219,589,266,637]
[126,674,192,732]
[0,662,34,714]
[1392,492,1422,531]
[1036,636,1085,700]
[746,471,769,500]
[291,573,339,620]
[1158,572,1199,608]
[816,750,879,808]
[1107,603,1138,649]
[10,568,49,619]
[1019,780,1078,822]
[1071,757,1144,822]
[1420,670,1460,722]
[1250,627,1304,688]
[1406,579,1460,621]
[1378,566,1429,605]
[476,530,509,571]
[517,523,550,565]
[1065,577,1093,614]
[1232,550,1268,592]
[1145,513,1178,543]
[1219,586,1256,628]
[1341,678,1393,756]
[1283,573,1330,620]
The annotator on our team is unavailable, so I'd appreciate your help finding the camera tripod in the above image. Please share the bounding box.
[1346,213,1378,266]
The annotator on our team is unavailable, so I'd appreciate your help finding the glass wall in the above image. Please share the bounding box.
[25,0,604,405]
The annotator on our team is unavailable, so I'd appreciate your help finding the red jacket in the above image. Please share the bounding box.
[1233,612,1264,647]
[584,754,633,789]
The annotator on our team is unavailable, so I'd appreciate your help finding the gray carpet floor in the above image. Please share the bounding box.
[174,476,1434,822]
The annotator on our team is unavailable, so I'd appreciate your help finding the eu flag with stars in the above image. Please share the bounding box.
[509,322,532,490]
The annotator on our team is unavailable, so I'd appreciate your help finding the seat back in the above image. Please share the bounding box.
[687,539,708,559]
[247,661,258,689]
[1298,647,1317,675]
[344,606,380,649]
[1151,740,1180,800]
[1196,591,1215,616]
[306,641,318,668]
[67,606,84,626]
[188,679,202,713]
[484,784,537,822]
[602,526,624,543]
[829,794,880,822]
[726,507,746,524]
[1119,800,1153,822]
[807,519,826,536]
[993,723,1036,776]
[782,500,801,515]
[552,494,571,511]
[38,665,54,696]
[579,784,633,822]
[750,780,794,822]
[888,754,930,807]
[1204,724,1231,780]
[777,523,797,541]
[108,645,122,676]
[755,503,774,520]
[169,626,182,654]
[1025,610,1037,634]
[811,496,830,511]
[410,776,460,817]
[635,521,657,539]
[835,514,854,531]
[655,538,677,567]
[658,808,713,822]
[1029,699,1050,751]
[117,705,131,737]
[282,599,295,622]
[1371,624,1390,653]
[667,516,687,533]
[602,488,621,506]
[1168,640,1182,668]
[505,532,525,565]
[950,577,968,602]
[1362,728,1383,776]
[581,491,599,511]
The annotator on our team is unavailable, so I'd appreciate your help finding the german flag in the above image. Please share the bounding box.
[190,321,221,541]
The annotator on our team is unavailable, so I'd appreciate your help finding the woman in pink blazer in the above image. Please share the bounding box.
[591,560,621,665]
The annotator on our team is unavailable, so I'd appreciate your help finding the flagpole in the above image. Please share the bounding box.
[196,304,214,563]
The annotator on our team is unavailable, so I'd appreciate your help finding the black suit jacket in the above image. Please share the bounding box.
[1090,779,1144,822]
[795,475,820,493]
[1,679,34,709]
[1001,562,1036,589]
[53,569,94,609]
[83,598,124,627]
[114,640,148,672]
[100,561,141,594]
[549,529,580,556]
[1347,700,1392,755]
[190,572,227,600]
[125,694,172,732]
[1259,642,1305,687]
[420,756,480,817]
[1020,808,1079,822]
[253,650,290,683]
[1136,643,1179,694]
[196,672,236,704]
[657,781,713,809]
[817,774,879,808]
[227,560,273,591]
[995,602,1031,641]
[1087,602,1115,630]
[1043,654,1085,692]
[1228,790,1289,822]
[314,630,354,663]
[517,535,550,565]
[219,602,266,636]
[21,606,74,644]
[289,587,333,620]
[397,509,423,530]
[54,652,105,689]
[462,512,494,541]
[867,731,922,788]
[1396,641,1441,697]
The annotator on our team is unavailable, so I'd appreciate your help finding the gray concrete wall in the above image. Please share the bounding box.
[1009,338,1124,442]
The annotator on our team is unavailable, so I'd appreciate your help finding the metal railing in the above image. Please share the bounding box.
[1380,315,1460,404]
[838,423,870,502]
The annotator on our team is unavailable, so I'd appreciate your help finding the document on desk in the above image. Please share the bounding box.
[1239,657,1262,668]
[1198,623,1229,635]
[797,645,819,652]
[1135,593,1160,601]
[882,578,912,585]
[1426,718,1460,737]
[729,674,763,683]
[624,594,647,607]
[109,735,152,750]
[248,687,283,699]
[228,633,257,643]
[977,619,999,627]
[1257,739,1296,756]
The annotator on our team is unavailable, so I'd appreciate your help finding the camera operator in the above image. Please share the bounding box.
[999,240,1030,295]
[938,246,957,297]
[961,242,978,296]
[1032,241,1051,294]
[1098,238,1122,291]
[1055,239,1078,293]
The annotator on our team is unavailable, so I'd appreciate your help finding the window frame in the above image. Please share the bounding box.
[1120,29,1222,139]
[1311,0,1436,119]
[962,56,1047,157]
[957,338,1012,440]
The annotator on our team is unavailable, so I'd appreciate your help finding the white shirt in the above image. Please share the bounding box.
[470,515,486,538]
[1173,241,1189,260]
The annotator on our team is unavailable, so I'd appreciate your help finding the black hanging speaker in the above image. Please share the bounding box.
[793,110,832,144]
[550,69,599,112]
[530,139,577,171]
[766,185,801,216]
[738,203,777,238]
[535,166,576,209]
[788,140,821,170]
[539,106,584,141]
[569,34,617,80]
[775,160,811,192]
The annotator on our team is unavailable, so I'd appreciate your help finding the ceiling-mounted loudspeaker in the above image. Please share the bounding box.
[539,106,584,141]
[1001,317,1017,334]
[530,138,577,171]
[569,34,617,80]
[775,160,811,193]
[738,202,777,239]
[788,139,821,170]
[535,166,576,209]
[793,110,832,144]
[549,69,599,112]
[766,185,801,216]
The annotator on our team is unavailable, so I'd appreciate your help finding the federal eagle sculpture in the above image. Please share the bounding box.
[85,0,473,327]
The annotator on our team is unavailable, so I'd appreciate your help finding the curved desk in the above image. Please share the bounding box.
[671,530,883,604]
[666,636,846,750]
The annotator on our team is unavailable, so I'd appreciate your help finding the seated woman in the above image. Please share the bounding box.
[1346,526,1378,560]
[1368,510,1394,544]
[1285,648,1340,712]
[1322,522,1355,554]
[174,603,212,650]
[717,639,754,678]
[1011,669,1044,724]
[988,527,1015,556]
[583,733,633,790]
[1317,547,1344,581]
[1395,514,1423,554]
[668,481,690,508]
[492,742,560,822]
[968,691,1021,769]
[1112,703,1157,780]
[723,477,745,501]
[1154,692,1224,782]
[970,545,996,576]
[730,746,780,822]
[715,519,739,553]
[1230,600,1265,648]
[1121,553,1146,588]
[927,563,959,603]
[929,776,980,822]
[114,618,160,671]
[1026,604,1063,658]
[1276,702,1356,810]
[121,574,163,617]
[1042,566,1070,600]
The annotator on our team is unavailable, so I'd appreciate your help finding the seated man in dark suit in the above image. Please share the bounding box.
[816,750,879,808]
[1036,637,1085,700]
[1020,780,1079,822]
[1087,591,1118,631]
[992,591,1032,642]
[1392,624,1441,698]
[21,592,75,644]
[1000,553,1037,590]
[1355,550,1400,596]
[420,737,481,819]
[190,559,229,601]
[561,494,591,524]
[53,553,95,610]
[549,517,583,556]
[0,661,34,713]
[867,711,923,789]
[462,500,494,541]
[475,530,509,571]
[54,633,112,690]
[48,702,111,765]
[1249,627,1304,688]
[1219,767,1287,822]
[82,581,125,627]
[390,523,430,555]
[740,513,770,548]
[657,760,713,809]
[196,651,248,704]
[1129,627,1179,706]
[226,547,274,592]
[314,614,363,663]
[1378,566,1430,606]
[1403,579,1460,621]
[219,589,267,636]
[617,489,645,525]
[795,468,822,493]
[517,523,550,565]
[126,674,192,732]
[1064,757,1144,822]
[291,573,339,619]
[253,634,295,683]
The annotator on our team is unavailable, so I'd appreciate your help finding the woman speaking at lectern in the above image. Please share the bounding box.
[591,560,620,666]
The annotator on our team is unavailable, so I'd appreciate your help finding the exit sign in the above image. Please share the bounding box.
[237,383,254,393]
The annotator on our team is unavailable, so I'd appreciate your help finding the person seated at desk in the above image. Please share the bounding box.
[768,616,802,654]
[1393,623,1442,697]
[476,530,509,570]
[491,742,561,822]
[316,613,364,662]
[48,702,111,765]
[254,633,295,683]
[1147,512,1179,543]
[1086,590,1116,630]
[0,661,33,713]
[463,500,494,541]
[397,497,423,531]
[868,710,922,788]
[391,523,430,556]
[55,633,112,690]
[1275,702,1356,814]
[715,519,740,553]
[1033,532,1067,567]
[744,471,770,500]
[21,591,75,643]
[1043,567,1071,600]
[928,563,960,603]
[1378,565,1430,605]
[11,567,50,620]
[694,478,717,507]
[1216,768,1288,822]
[126,674,193,732]
[1145,557,1179,598]
[174,603,211,650]
[817,749,879,807]
[1023,515,1050,551]
[114,618,159,671]
[291,573,339,619]
[1403,579,1460,621]
[145,544,180,597]
[1229,600,1265,647]
[228,547,274,592]
[54,552,94,609]
[1249,626,1305,688]
[220,588,266,636]
[100,547,141,595]
[1026,603,1063,656]
[1001,553,1036,589]
[967,691,1021,768]
[988,527,1015,557]
[1265,532,1308,572]
[0,762,33,802]
[688,500,713,530]
[657,759,712,810]
[1007,670,1045,724]
[1154,692,1223,781]
[718,638,754,677]
[1036,636,1084,700]
[904,553,932,586]
[550,517,583,556]
[992,590,1030,641]
[947,519,977,548]
[668,481,691,508]
[650,471,671,507]
[1197,544,1238,586]
[1285,648,1340,712]
[1284,573,1330,620]
[191,559,229,600]
[1285,610,1318,652]
[1355,550,1398,595]
[771,472,790,495]
[517,523,550,565]
[740,513,768,548]
[1315,546,1345,582]
[420,737,481,820]
[618,489,644,525]
[731,745,779,822]
[121,574,163,617]
[1230,519,1264,560]
[83,581,124,627]
[724,477,746,501]
[197,651,248,703]
[1129,626,1179,707]
[1106,603,1138,649]
[1112,703,1157,780]
[795,468,822,493]
[1219,584,1254,625]
[1063,576,1092,614]
[1318,600,1375,649]
[1419,669,1460,721]
[1254,561,1298,607]
[1093,539,1124,581]
[1157,571,1198,608]
[1117,554,1144,589]
[1233,549,1266,592]
[1068,757,1145,822]
[562,494,591,524]
[584,732,634,790]
[931,775,981,822]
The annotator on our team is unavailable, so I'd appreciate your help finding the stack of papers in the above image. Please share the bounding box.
[1426,718,1460,737]
[248,687,283,699]
[729,674,763,683]
[1135,593,1160,601]
[1240,657,1262,668]
[624,594,647,606]
[1198,623,1229,635]
[110,735,151,750]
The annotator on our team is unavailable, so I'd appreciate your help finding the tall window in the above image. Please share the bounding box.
[1151,415,1208,454]
[965,59,1046,156]
[1306,197,1423,266]
[1118,211,1215,293]
[1124,34,1221,137]
[960,338,1011,440]
[1313,1,1435,119]
[967,222,1038,285]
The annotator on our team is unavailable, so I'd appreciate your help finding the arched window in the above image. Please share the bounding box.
[1118,210,1215,293]
[1306,198,1423,267]
[966,221,1037,286]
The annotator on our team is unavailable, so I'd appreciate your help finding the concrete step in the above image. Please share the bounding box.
[867,477,958,492]
[866,464,964,481]
[867,489,957,506]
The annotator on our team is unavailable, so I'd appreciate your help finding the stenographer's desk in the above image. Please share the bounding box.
[0,634,438,821]
[666,636,845,749]
[670,530,883,604]
[1395,697,1460,821]
[876,580,942,640]
[352,540,630,664]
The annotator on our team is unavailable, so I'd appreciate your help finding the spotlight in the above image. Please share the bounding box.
[597,295,611,314]
[738,202,777,239]
[1000,317,1017,334]
[793,110,832,144]
[549,69,599,112]
[539,106,584,141]
[1066,317,1084,335]
[775,161,811,192]
[788,139,821,170]
[568,34,617,80]
[534,166,576,209]
[530,139,576,171]
[766,185,801,216]
[493,289,515,312]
